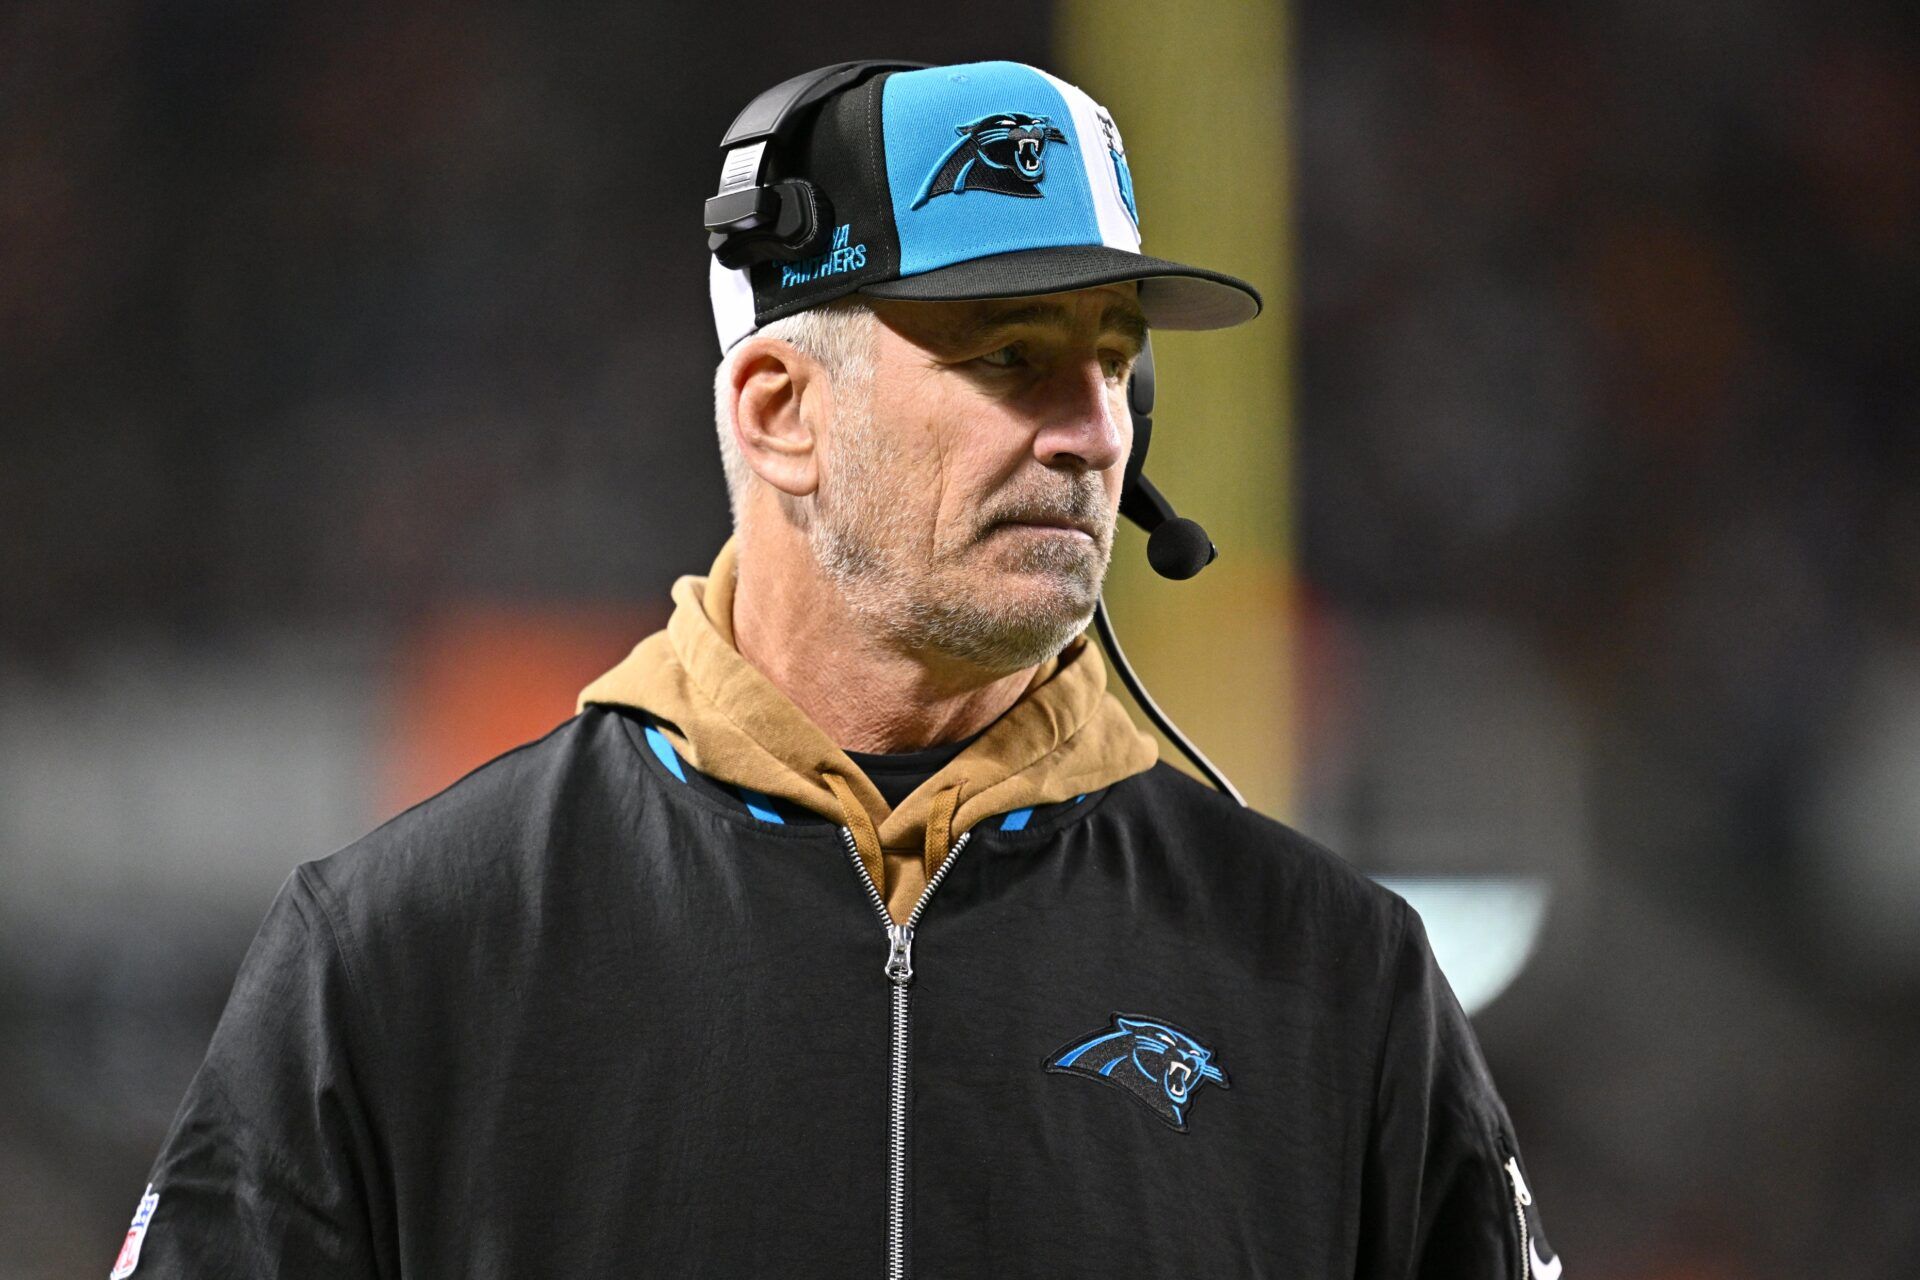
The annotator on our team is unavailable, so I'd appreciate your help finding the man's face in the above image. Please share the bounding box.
[807,281,1144,674]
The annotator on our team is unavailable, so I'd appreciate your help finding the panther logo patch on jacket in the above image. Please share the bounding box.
[911,112,1071,208]
[1044,1013,1230,1132]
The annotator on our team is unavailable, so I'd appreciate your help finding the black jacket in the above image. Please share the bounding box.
[118,703,1561,1278]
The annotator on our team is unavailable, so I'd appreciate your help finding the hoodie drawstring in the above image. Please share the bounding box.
[822,771,885,895]
[923,782,964,883]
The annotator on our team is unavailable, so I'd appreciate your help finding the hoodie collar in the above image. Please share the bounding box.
[577,535,1158,913]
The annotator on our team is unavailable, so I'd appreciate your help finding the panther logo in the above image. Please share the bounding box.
[910,112,1071,209]
[1044,1013,1230,1132]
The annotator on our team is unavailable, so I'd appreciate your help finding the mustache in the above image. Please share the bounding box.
[980,481,1111,537]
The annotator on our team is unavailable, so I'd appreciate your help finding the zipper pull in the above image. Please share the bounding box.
[1504,1155,1533,1206]
[884,923,915,984]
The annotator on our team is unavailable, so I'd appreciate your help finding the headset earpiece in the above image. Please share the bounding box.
[704,59,930,269]
[706,179,831,268]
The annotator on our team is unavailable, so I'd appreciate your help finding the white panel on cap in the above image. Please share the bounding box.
[709,255,757,354]
[1034,70,1142,253]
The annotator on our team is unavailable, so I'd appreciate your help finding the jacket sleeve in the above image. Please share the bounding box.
[110,866,391,1280]
[1356,898,1563,1280]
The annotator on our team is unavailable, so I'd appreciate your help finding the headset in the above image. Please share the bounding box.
[703,60,921,269]
[706,60,1246,805]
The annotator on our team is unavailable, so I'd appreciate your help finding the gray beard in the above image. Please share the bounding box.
[805,387,1107,674]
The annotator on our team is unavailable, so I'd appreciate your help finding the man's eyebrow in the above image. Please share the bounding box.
[969,302,1149,349]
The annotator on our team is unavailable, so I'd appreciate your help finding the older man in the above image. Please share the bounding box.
[118,60,1558,1280]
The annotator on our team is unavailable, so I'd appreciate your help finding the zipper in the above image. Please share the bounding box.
[839,825,972,1280]
[1500,1134,1533,1280]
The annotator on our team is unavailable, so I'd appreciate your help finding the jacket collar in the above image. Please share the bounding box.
[576,535,1158,917]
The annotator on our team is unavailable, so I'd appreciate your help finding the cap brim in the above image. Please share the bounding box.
[855,244,1262,330]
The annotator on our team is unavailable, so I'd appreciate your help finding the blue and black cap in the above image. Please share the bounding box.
[707,60,1264,353]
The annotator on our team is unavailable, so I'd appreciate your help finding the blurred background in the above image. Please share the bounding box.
[3,0,1916,1274]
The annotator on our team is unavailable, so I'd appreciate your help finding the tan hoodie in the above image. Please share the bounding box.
[576,535,1159,924]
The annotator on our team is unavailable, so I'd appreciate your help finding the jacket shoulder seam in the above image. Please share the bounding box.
[1366,894,1414,1137]
[293,863,388,1091]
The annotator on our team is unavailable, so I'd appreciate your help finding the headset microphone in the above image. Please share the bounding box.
[1121,471,1216,581]
[1096,332,1247,805]
[1115,337,1218,581]
[1147,515,1216,580]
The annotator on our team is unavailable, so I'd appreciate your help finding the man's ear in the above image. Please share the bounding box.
[728,338,825,499]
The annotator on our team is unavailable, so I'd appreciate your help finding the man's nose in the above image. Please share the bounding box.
[1032,357,1129,473]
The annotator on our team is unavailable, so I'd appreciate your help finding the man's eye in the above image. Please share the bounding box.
[977,344,1025,369]
[1102,352,1134,382]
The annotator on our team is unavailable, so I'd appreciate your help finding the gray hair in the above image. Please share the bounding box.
[712,297,880,528]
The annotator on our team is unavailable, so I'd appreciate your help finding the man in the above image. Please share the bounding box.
[116,60,1560,1279]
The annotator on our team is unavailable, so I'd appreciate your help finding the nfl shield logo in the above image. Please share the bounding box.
[110,1185,159,1279]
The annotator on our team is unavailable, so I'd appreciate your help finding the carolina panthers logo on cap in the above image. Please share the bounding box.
[911,112,1071,209]
[1044,1012,1230,1132]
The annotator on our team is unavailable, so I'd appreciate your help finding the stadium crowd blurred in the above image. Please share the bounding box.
[2,1,1914,1275]
[1295,3,1918,1272]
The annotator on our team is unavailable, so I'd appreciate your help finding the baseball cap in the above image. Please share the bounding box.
[708,60,1264,353]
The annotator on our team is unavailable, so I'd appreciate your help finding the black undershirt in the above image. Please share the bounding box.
[844,728,987,809]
